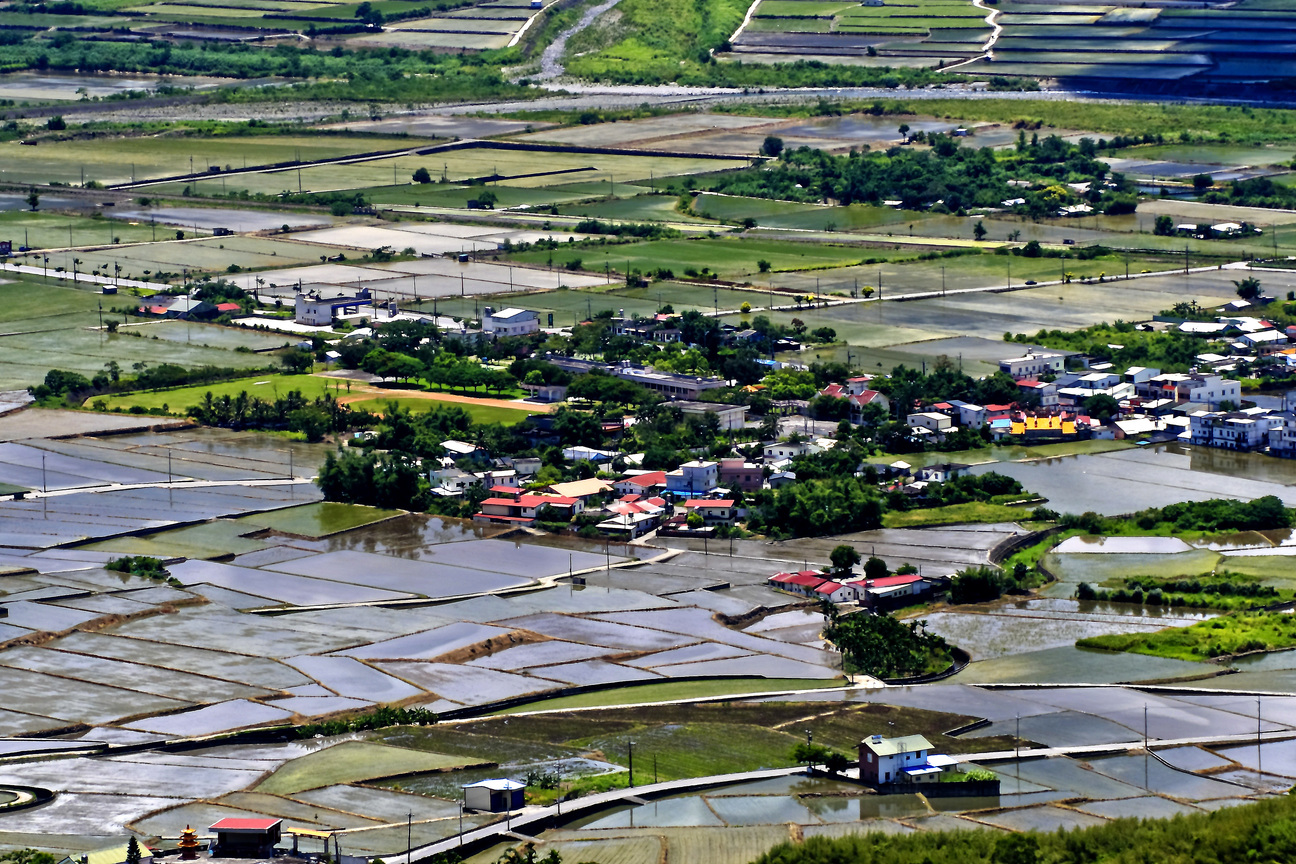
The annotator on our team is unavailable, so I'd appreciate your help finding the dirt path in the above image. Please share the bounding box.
[337,388,556,413]
[941,0,1002,71]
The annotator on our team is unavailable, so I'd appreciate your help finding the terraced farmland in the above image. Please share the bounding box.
[960,0,1296,84]
[733,0,990,66]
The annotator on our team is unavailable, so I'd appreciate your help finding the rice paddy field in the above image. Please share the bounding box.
[733,0,990,65]
[955,0,1296,83]
[141,150,750,198]
[2,420,1296,853]
[0,135,429,188]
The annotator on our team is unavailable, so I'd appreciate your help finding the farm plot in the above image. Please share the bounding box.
[0,211,163,251]
[147,150,748,198]
[0,135,426,188]
[980,0,1296,84]
[733,0,988,64]
[37,235,344,287]
[504,236,877,282]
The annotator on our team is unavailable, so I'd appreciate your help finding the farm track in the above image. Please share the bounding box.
[940,0,1001,71]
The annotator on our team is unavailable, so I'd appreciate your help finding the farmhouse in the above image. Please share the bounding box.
[294,290,372,326]
[858,735,945,785]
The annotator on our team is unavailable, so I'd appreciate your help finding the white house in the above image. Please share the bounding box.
[859,734,942,785]
[665,460,719,495]
[763,440,817,461]
[1189,410,1280,451]
[482,307,539,338]
[295,290,371,326]
[999,351,1066,379]
[907,412,954,434]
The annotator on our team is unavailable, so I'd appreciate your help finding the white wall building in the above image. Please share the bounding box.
[1000,351,1066,379]
[482,307,539,338]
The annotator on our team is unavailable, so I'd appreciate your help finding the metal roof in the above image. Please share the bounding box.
[463,779,525,790]
[860,734,933,757]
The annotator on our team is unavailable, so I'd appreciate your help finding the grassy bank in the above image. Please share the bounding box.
[882,501,1032,528]
[1077,611,1296,661]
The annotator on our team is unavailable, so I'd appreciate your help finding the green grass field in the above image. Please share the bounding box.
[256,741,476,794]
[348,396,539,426]
[1078,611,1296,662]
[96,373,346,413]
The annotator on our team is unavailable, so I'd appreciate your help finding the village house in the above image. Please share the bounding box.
[681,498,737,525]
[1000,350,1066,379]
[481,307,539,338]
[615,470,668,496]
[718,458,763,492]
[675,400,748,431]
[665,460,719,495]
[475,492,583,526]
[1188,409,1282,451]
[859,735,946,785]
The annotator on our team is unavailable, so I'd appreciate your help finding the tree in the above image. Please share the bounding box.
[46,115,66,131]
[25,189,38,211]
[761,136,784,157]
[1153,214,1175,236]
[126,838,142,864]
[757,259,771,273]
[1192,173,1214,192]
[994,833,1040,864]
[830,544,861,573]
[686,510,704,529]
[973,220,986,241]
[791,741,833,769]
[412,166,432,184]
[863,555,888,581]
[281,348,314,374]
[1083,392,1120,422]
[475,189,498,209]
[897,123,910,140]
[1234,276,1263,300]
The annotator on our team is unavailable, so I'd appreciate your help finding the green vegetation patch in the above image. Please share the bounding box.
[753,795,1296,864]
[882,501,1032,528]
[255,741,474,794]
[98,373,353,414]
[347,397,538,427]
[87,521,270,559]
[237,501,402,537]
[1077,611,1296,661]
[496,678,844,713]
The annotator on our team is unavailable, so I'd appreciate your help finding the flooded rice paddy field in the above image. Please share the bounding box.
[971,443,1296,516]
[497,742,1287,864]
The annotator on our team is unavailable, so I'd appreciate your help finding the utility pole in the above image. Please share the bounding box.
[628,740,635,787]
